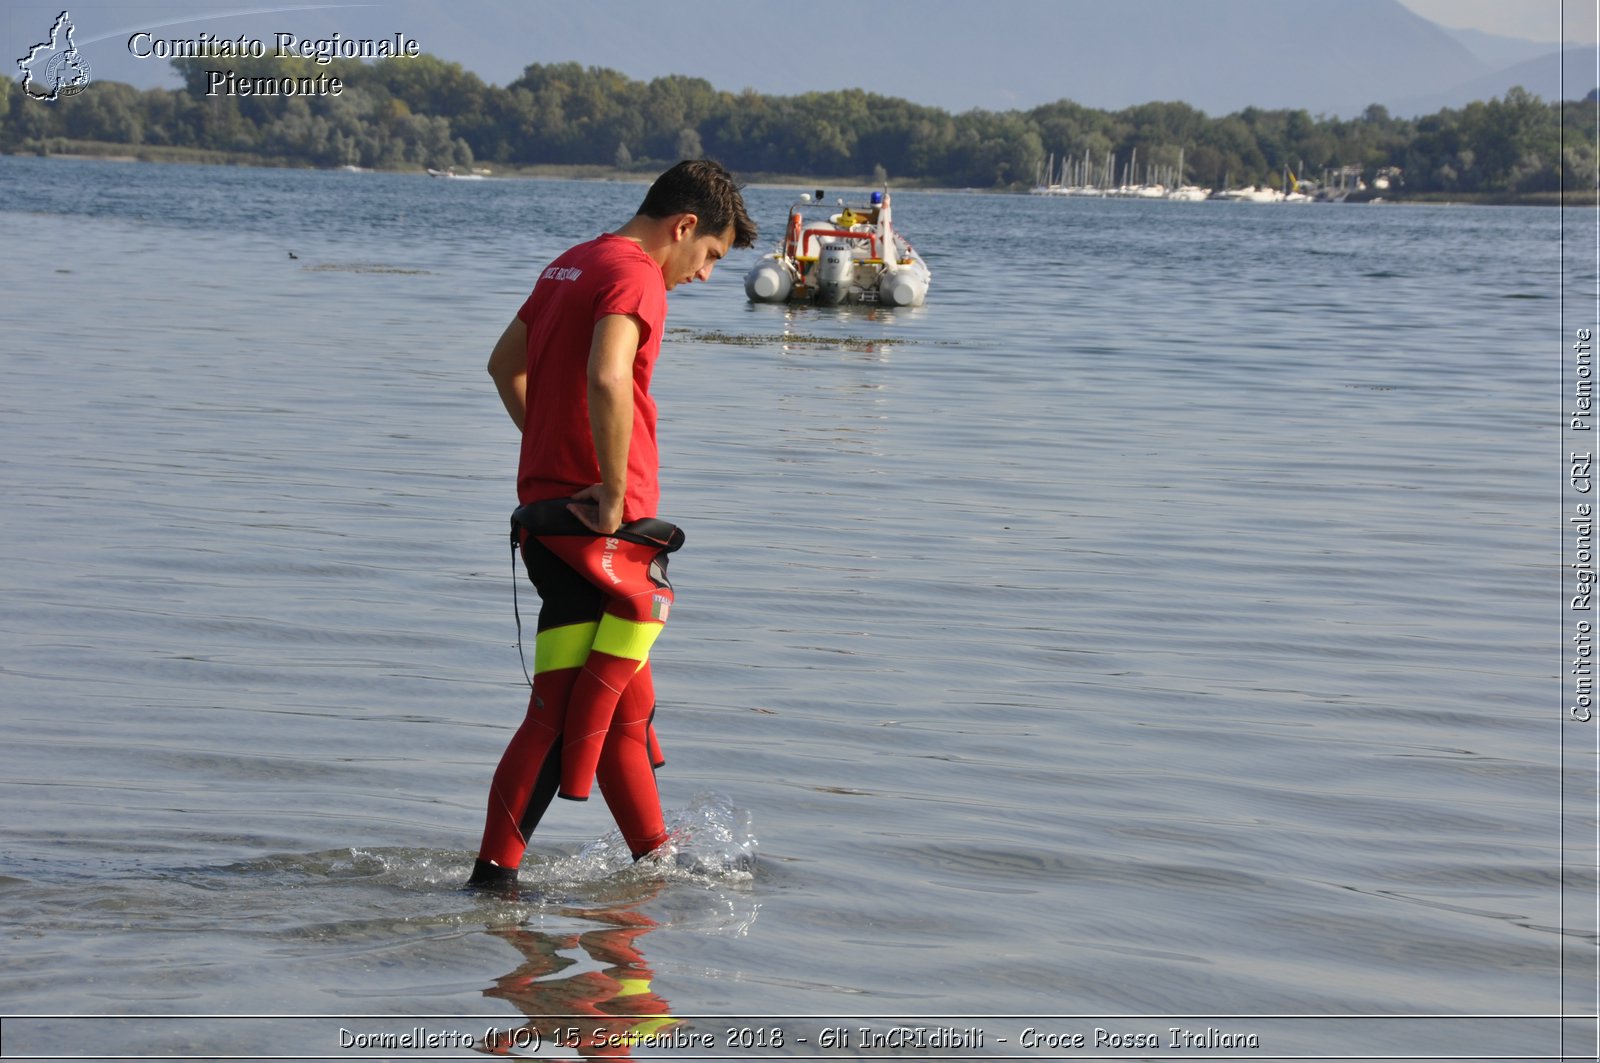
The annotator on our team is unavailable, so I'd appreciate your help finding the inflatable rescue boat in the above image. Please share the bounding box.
[744,188,930,307]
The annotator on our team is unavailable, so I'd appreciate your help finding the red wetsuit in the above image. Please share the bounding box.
[475,235,676,874]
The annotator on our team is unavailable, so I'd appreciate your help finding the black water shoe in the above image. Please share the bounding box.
[465,857,518,890]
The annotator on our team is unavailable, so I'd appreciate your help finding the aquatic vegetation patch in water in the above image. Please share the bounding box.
[672,328,910,352]
[302,262,433,275]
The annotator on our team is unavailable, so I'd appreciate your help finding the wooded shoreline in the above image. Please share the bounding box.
[4,55,1593,203]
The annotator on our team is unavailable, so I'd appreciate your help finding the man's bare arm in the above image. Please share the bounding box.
[487,315,528,428]
[568,313,643,534]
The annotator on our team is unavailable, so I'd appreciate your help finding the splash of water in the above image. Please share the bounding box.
[544,791,758,886]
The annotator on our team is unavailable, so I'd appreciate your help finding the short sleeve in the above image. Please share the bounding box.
[515,288,539,325]
[592,272,648,323]
[592,262,661,349]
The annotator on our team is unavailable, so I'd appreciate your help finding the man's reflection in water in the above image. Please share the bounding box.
[478,904,677,1060]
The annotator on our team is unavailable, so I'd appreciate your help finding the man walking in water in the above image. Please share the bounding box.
[469,160,756,889]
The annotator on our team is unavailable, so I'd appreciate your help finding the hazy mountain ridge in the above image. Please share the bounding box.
[1393,46,1593,115]
[1440,24,1563,69]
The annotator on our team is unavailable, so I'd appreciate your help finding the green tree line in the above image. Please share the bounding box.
[2,52,1593,195]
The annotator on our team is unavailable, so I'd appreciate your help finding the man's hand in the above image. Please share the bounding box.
[568,482,624,535]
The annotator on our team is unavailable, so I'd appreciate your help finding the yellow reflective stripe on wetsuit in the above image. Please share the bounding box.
[534,621,598,674]
[591,612,664,662]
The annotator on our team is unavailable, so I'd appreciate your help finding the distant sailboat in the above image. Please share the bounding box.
[1168,147,1212,200]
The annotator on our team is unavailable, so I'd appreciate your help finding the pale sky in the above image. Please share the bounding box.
[1398,0,1599,44]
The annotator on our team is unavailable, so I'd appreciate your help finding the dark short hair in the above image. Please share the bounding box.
[637,159,757,249]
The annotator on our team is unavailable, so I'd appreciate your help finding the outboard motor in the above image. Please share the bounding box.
[814,242,855,305]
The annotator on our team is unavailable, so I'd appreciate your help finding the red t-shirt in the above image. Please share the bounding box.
[515,233,668,521]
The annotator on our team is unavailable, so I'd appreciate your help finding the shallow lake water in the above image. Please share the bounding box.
[0,155,1591,1059]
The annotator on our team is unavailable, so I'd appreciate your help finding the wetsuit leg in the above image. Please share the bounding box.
[535,533,674,803]
[597,663,669,856]
[475,534,603,872]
